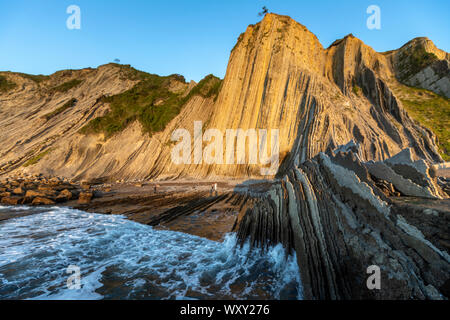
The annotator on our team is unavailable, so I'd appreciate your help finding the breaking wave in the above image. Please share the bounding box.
[0,206,302,300]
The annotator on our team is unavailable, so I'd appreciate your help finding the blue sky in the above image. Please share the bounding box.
[0,0,448,82]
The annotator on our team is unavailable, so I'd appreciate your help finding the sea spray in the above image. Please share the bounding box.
[0,206,302,300]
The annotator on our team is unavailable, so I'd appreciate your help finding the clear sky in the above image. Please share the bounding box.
[0,0,448,82]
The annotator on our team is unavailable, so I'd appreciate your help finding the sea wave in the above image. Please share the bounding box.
[0,207,302,300]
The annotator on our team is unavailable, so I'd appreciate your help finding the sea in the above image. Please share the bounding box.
[0,205,303,300]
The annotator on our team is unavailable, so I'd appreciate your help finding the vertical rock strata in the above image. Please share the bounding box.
[1,14,447,180]
[1,14,449,299]
[234,149,449,299]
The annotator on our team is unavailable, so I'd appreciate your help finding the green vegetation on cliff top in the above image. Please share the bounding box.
[396,85,450,161]
[80,69,222,137]
[0,75,17,93]
[398,46,439,81]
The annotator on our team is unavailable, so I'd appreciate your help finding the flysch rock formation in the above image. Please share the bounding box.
[388,37,450,98]
[0,13,447,181]
[0,13,449,300]
[234,148,449,299]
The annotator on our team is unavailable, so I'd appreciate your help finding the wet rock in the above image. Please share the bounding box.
[31,197,56,206]
[56,189,73,202]
[235,149,450,300]
[78,191,93,204]
[1,196,23,205]
[0,192,11,198]
[12,187,24,195]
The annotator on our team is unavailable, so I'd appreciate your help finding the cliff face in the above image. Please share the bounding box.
[208,14,443,176]
[0,65,218,181]
[1,13,449,300]
[0,65,139,177]
[388,37,450,98]
[0,13,447,181]
[234,150,450,300]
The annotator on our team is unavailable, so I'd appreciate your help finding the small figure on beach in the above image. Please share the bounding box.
[210,183,218,196]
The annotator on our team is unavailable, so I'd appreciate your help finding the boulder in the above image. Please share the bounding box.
[0,192,11,198]
[22,190,46,204]
[31,197,55,206]
[1,197,23,205]
[37,185,58,196]
[9,181,20,188]
[78,191,93,204]
[25,190,45,198]
[55,189,72,202]
[12,187,24,195]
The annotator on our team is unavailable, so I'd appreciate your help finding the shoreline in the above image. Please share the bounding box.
[0,177,274,241]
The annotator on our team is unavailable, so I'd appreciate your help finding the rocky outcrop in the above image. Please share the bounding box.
[234,147,449,300]
[1,14,447,182]
[388,37,450,97]
[0,176,85,206]
[0,13,448,300]
[366,148,446,199]
[406,60,450,98]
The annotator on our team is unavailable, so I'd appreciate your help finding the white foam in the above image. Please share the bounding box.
[0,207,302,300]
[0,205,34,211]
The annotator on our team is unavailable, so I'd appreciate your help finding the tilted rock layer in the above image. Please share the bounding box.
[1,13,449,300]
[0,13,448,181]
[234,148,449,299]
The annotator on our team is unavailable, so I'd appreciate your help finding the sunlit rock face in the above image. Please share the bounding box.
[389,37,450,98]
[234,146,449,300]
[1,13,446,181]
[0,13,449,300]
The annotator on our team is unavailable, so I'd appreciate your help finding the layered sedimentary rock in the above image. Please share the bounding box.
[0,13,449,300]
[0,13,447,181]
[0,65,218,181]
[388,37,450,98]
[234,147,449,299]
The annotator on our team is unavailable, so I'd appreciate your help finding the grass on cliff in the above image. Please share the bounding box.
[398,46,439,81]
[42,98,77,121]
[0,75,17,93]
[49,79,83,93]
[23,149,53,167]
[16,73,50,83]
[396,85,450,161]
[80,73,222,137]
[352,85,361,96]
